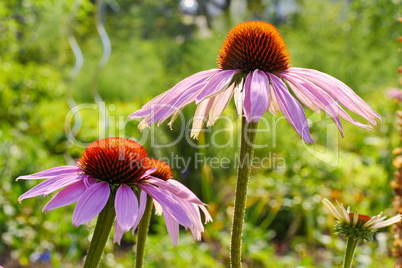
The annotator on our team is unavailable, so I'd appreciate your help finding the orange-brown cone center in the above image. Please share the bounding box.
[349,213,371,224]
[147,159,173,181]
[218,21,291,73]
[78,137,150,184]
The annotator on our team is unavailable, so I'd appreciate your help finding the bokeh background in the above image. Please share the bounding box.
[1,0,401,267]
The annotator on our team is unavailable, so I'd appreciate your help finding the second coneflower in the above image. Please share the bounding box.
[129,21,380,143]
[17,138,211,267]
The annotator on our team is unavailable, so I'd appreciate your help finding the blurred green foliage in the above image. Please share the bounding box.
[1,0,401,267]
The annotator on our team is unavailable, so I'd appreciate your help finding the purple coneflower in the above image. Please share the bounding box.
[129,21,380,143]
[18,137,211,246]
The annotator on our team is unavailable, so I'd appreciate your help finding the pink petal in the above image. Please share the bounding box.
[167,108,184,129]
[153,199,163,215]
[138,184,193,227]
[286,72,372,131]
[72,181,110,226]
[17,166,81,180]
[281,78,319,112]
[145,177,204,205]
[178,200,203,232]
[84,177,98,188]
[138,79,209,128]
[244,70,270,123]
[113,221,124,245]
[281,72,374,132]
[268,73,313,144]
[289,68,380,123]
[199,205,213,224]
[195,70,237,103]
[132,190,148,234]
[129,69,219,119]
[207,85,234,126]
[190,97,215,139]
[162,211,179,247]
[18,174,83,202]
[268,85,280,116]
[279,73,344,135]
[234,82,245,116]
[115,184,138,232]
[155,80,209,124]
[43,180,87,212]
[44,175,89,196]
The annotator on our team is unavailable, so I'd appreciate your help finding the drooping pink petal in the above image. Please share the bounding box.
[190,97,215,139]
[43,180,87,212]
[115,184,138,232]
[113,221,124,245]
[268,85,280,116]
[16,166,81,180]
[167,108,184,129]
[83,177,98,188]
[44,175,89,196]
[234,81,245,116]
[195,70,237,103]
[153,199,163,215]
[178,200,203,232]
[138,184,193,228]
[207,85,235,126]
[162,210,180,247]
[145,177,204,205]
[281,72,374,134]
[155,81,210,125]
[72,181,110,226]
[155,186,205,236]
[199,205,213,223]
[289,68,380,124]
[244,70,270,123]
[129,69,220,119]
[137,79,210,129]
[279,72,345,135]
[268,73,313,144]
[280,77,319,112]
[290,72,375,130]
[18,174,83,202]
[132,190,148,234]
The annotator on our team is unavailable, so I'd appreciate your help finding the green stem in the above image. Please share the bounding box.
[83,196,116,268]
[135,195,153,268]
[343,237,359,268]
[230,117,258,268]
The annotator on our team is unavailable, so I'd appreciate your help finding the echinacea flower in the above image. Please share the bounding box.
[129,21,380,143]
[17,137,212,246]
[322,198,402,241]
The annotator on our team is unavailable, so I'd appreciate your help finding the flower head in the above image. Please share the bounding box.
[218,21,290,72]
[322,198,402,241]
[17,137,212,246]
[129,21,380,143]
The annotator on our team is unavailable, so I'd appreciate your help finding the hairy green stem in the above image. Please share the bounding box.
[135,195,153,268]
[343,237,359,268]
[230,117,258,268]
[83,196,116,268]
